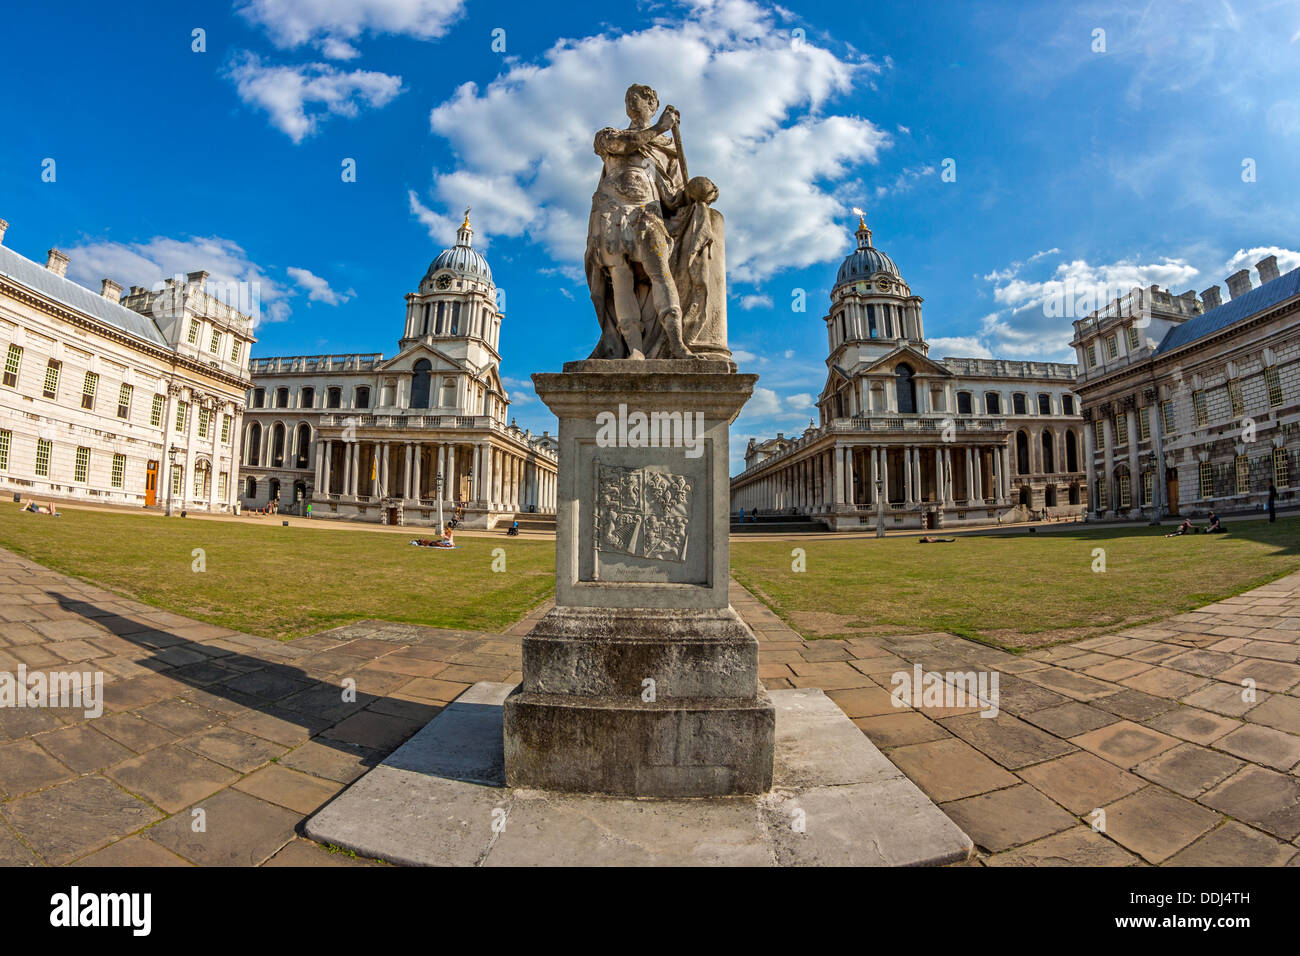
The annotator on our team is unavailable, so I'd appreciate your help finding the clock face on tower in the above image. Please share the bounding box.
[435,274,452,290]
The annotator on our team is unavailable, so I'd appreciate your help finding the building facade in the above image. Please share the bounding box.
[1071,255,1300,519]
[730,217,1087,530]
[0,218,254,513]
[240,213,557,528]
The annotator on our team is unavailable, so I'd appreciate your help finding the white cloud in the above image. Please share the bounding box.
[737,293,773,310]
[236,0,467,59]
[501,375,537,406]
[929,336,993,360]
[1224,246,1300,277]
[63,235,293,325]
[287,266,354,305]
[730,349,760,364]
[737,385,783,421]
[227,53,403,143]
[423,0,888,282]
[785,392,816,410]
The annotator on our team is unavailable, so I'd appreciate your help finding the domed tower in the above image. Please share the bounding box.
[825,214,925,365]
[402,209,502,367]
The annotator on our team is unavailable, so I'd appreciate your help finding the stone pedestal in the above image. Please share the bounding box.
[503,359,775,797]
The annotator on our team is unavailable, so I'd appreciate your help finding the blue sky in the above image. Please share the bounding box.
[2,0,1298,472]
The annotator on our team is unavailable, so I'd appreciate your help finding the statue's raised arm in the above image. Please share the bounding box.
[583,84,730,363]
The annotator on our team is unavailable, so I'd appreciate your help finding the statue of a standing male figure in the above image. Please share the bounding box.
[585,84,730,362]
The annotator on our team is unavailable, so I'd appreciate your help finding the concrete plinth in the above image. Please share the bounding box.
[504,360,775,797]
[304,682,973,867]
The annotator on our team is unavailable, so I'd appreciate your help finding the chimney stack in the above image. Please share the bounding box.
[100,278,123,301]
[1225,269,1252,300]
[1256,255,1280,284]
[0,218,8,244]
[45,249,69,277]
[1201,285,1222,310]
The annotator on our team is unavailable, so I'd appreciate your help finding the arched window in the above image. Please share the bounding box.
[244,476,257,499]
[300,387,314,409]
[271,423,286,467]
[1038,393,1051,415]
[327,387,342,409]
[435,301,446,334]
[1013,393,1027,415]
[985,393,1001,415]
[246,421,262,466]
[957,392,973,415]
[451,303,461,335]
[895,363,916,414]
[1041,430,1055,473]
[269,478,281,501]
[355,386,370,409]
[1065,431,1079,472]
[294,423,311,469]
[275,387,289,408]
[252,388,265,408]
[1016,430,1031,475]
[867,304,878,338]
[411,358,433,409]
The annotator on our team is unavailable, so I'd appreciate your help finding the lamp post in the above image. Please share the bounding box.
[875,477,885,538]
[164,445,179,517]
[436,471,444,530]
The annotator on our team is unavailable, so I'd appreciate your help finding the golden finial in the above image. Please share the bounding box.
[462,205,471,230]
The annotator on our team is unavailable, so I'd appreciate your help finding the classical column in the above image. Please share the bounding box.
[1149,403,1166,516]
[832,446,845,506]
[1102,416,1115,513]
[1001,445,1012,503]
[903,447,914,504]
[1126,403,1140,515]
[973,448,984,501]
[1083,419,1096,513]
[482,444,494,508]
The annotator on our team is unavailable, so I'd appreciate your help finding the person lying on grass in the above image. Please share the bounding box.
[19,500,60,516]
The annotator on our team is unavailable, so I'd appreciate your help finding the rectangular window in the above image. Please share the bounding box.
[1199,461,1214,499]
[1235,455,1250,495]
[229,339,241,363]
[1138,407,1150,442]
[220,414,231,444]
[1115,412,1127,445]
[1265,366,1283,407]
[175,400,188,433]
[1161,400,1176,434]
[150,393,165,427]
[74,446,89,482]
[1142,469,1153,506]
[1105,335,1118,359]
[1062,395,1075,415]
[35,439,51,477]
[1227,379,1244,418]
[219,471,228,501]
[187,319,200,344]
[1086,344,1097,368]
[197,407,210,439]
[117,382,133,419]
[1119,474,1131,509]
[111,453,125,488]
[172,466,183,496]
[81,371,98,410]
[1193,390,1208,426]
[3,344,21,387]
[1096,476,1106,506]
[986,393,1001,415]
[1094,419,1105,449]
[43,359,61,399]
[1276,447,1291,488]
[1038,394,1051,415]
[0,429,9,470]
[1126,326,1140,350]
[209,328,221,354]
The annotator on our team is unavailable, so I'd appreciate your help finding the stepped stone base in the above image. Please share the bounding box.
[304,682,973,867]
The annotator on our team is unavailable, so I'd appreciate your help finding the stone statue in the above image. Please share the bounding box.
[584,83,730,361]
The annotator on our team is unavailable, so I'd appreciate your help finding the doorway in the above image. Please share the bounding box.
[1166,468,1180,516]
[145,460,158,506]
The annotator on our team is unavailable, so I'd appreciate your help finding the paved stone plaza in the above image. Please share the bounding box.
[1,544,1299,866]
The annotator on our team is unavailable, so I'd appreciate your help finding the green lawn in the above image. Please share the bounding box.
[0,508,555,641]
[730,517,1300,649]
[4,507,1296,649]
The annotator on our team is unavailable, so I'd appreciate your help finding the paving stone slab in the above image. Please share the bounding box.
[305,683,972,867]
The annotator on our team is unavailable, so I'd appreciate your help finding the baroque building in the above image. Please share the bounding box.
[240,213,557,528]
[1071,255,1299,518]
[730,216,1087,530]
[0,217,254,513]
